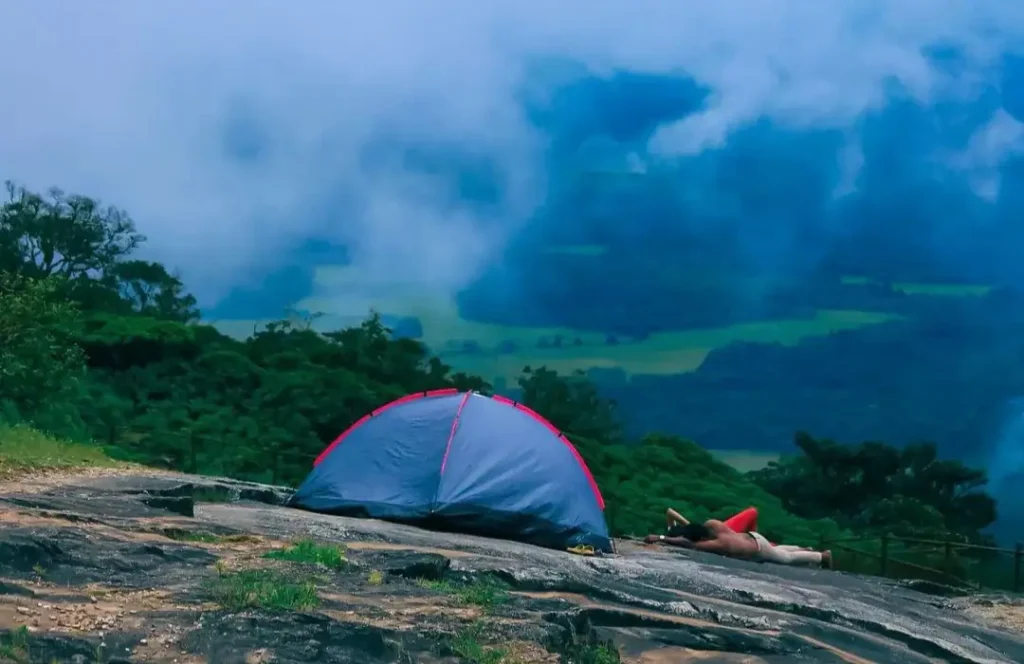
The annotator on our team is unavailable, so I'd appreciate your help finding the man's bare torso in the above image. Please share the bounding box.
[704,519,760,558]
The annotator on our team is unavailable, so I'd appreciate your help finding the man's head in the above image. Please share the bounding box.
[668,522,713,542]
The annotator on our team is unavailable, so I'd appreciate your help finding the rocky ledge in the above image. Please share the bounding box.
[1,469,1022,663]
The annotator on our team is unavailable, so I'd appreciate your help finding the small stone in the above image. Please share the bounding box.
[16,606,31,615]
[140,639,148,645]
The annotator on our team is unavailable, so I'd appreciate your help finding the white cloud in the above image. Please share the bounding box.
[955,109,1024,201]
[1,1,1023,303]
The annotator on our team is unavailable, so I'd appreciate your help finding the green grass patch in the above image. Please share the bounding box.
[263,539,348,569]
[0,425,118,478]
[417,576,510,612]
[443,309,900,383]
[562,641,620,664]
[217,264,902,385]
[448,621,507,664]
[0,626,29,663]
[892,282,993,297]
[208,568,320,611]
[841,275,993,297]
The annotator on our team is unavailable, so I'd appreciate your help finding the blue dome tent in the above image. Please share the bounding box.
[289,389,612,553]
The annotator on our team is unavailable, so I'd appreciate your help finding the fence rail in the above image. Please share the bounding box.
[820,533,1024,593]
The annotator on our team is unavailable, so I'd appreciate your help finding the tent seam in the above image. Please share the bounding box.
[432,391,472,511]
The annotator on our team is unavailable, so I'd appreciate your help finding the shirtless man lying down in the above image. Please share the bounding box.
[645,508,832,569]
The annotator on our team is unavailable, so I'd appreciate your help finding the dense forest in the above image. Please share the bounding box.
[0,181,1004,554]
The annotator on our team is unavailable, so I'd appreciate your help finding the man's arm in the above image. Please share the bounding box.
[644,534,726,554]
[666,507,690,528]
[663,536,696,548]
[646,534,690,546]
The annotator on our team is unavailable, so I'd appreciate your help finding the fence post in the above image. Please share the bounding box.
[944,538,953,575]
[188,431,198,474]
[880,534,890,577]
[1014,543,1022,594]
[271,450,280,486]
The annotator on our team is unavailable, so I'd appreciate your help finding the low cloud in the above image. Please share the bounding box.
[1,1,1023,303]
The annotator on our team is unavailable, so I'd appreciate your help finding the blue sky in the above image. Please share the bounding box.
[2,1,1024,311]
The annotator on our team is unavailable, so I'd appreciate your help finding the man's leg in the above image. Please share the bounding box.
[761,545,829,567]
[750,533,828,567]
[671,507,758,532]
[724,507,758,533]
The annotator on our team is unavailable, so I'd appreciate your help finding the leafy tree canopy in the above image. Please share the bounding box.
[750,432,997,541]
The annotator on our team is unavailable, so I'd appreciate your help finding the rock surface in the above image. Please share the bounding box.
[0,468,1021,663]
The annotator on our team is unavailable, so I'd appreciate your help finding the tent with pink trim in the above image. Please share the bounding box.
[289,390,612,552]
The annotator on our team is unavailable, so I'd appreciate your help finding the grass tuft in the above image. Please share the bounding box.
[0,425,118,478]
[573,642,620,664]
[263,539,347,569]
[208,568,319,611]
[0,626,29,663]
[418,576,510,612]
[449,621,507,664]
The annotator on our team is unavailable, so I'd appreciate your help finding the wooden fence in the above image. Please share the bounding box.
[820,533,1024,593]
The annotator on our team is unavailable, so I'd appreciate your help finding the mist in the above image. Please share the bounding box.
[986,399,1024,544]
[2,1,1024,310]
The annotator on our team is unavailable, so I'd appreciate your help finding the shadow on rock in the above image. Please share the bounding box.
[0,527,216,587]
[182,612,439,664]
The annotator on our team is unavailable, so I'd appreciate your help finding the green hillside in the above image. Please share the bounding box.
[0,182,1000,554]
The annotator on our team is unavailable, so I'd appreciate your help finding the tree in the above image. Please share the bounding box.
[0,181,144,279]
[0,273,85,420]
[750,432,997,540]
[107,260,199,322]
[518,366,622,443]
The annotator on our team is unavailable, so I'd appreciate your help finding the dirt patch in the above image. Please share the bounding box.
[628,648,767,663]
[0,464,166,492]
[0,585,209,635]
[966,603,1024,634]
